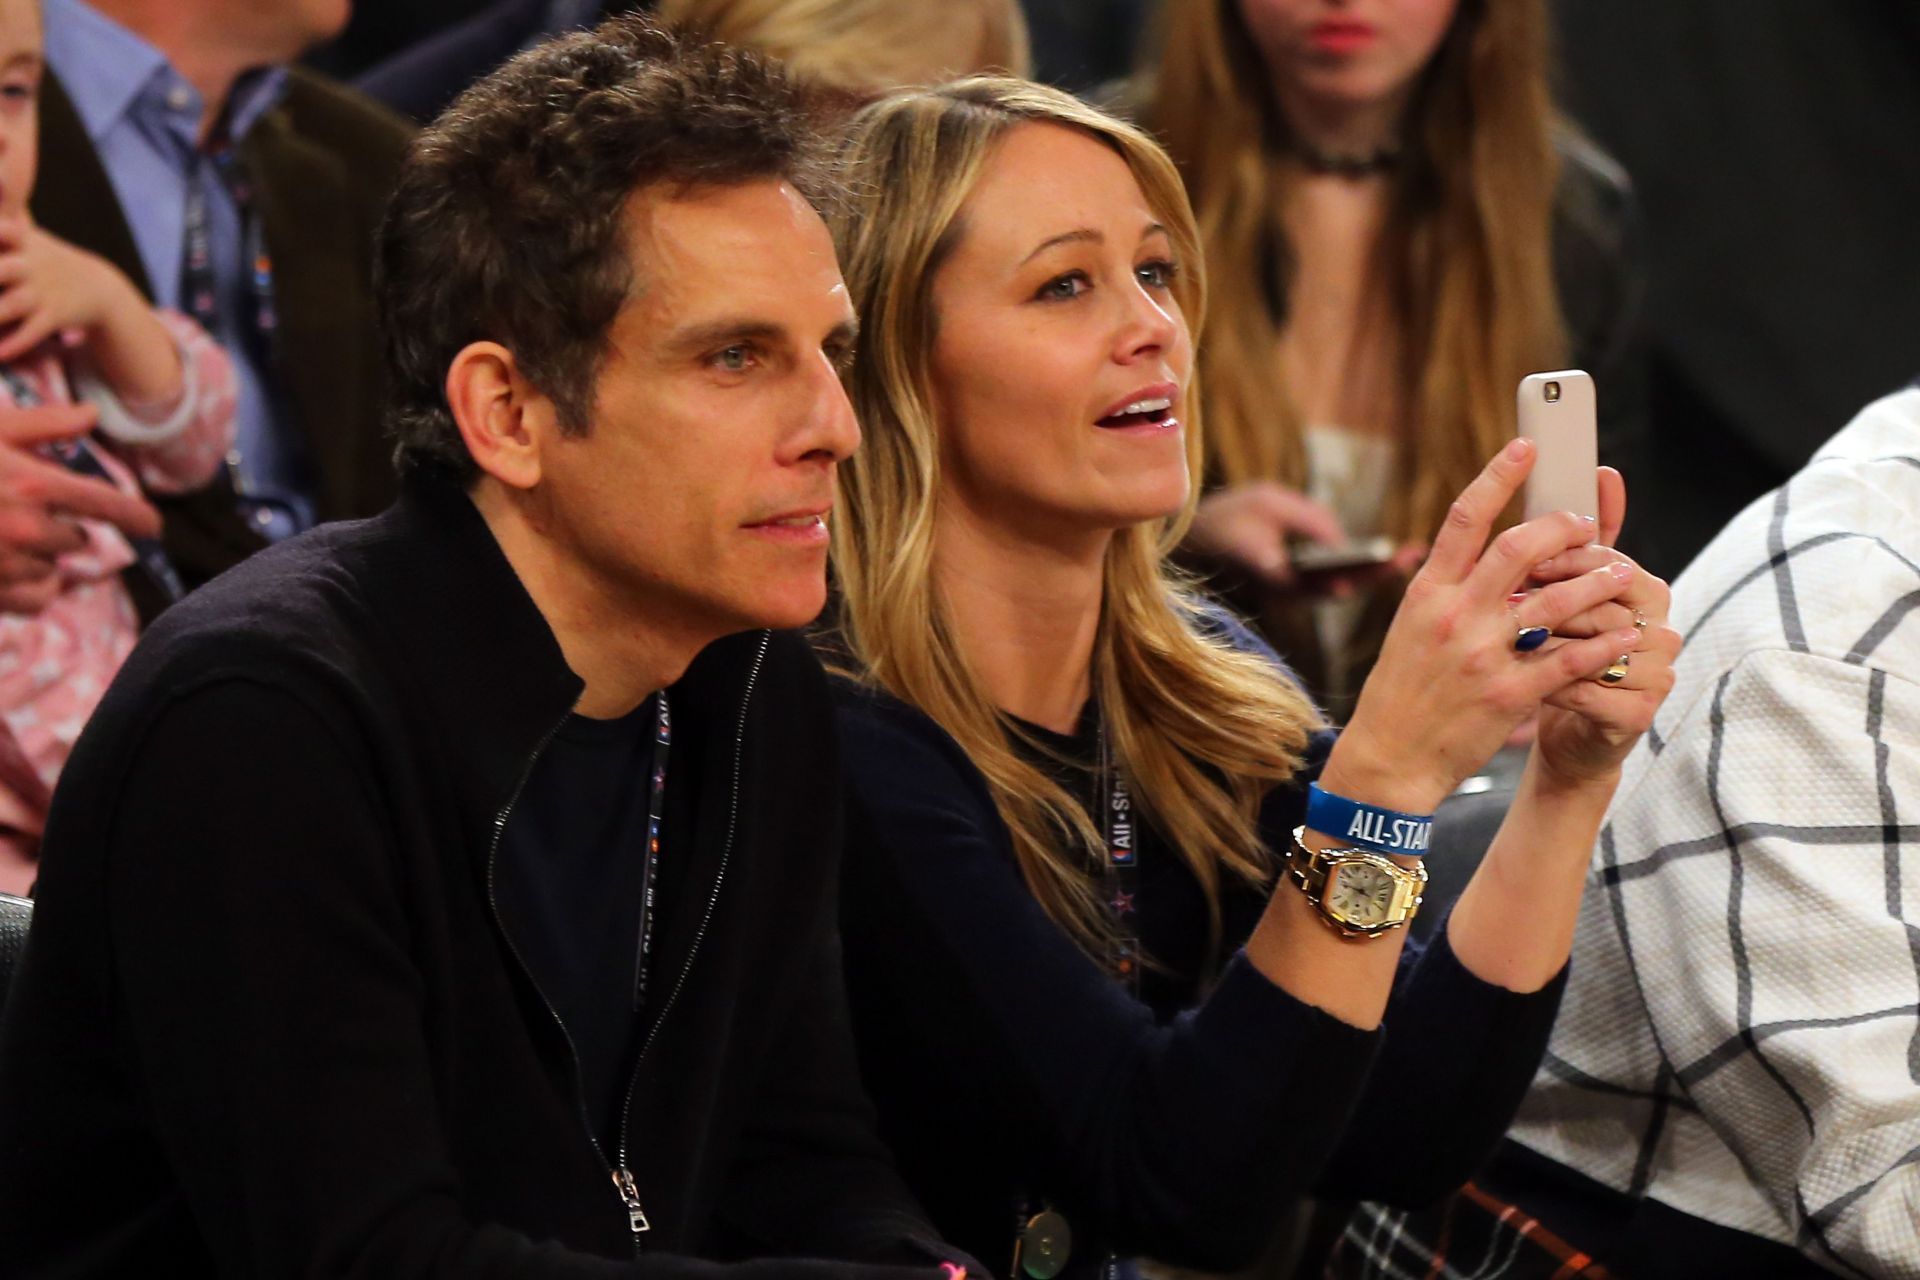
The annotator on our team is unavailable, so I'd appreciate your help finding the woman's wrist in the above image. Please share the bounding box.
[1478,751,1616,878]
[1523,742,1625,806]
[1448,755,1614,992]
[1318,728,1453,821]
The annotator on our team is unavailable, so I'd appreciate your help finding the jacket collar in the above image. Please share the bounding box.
[347,473,780,883]
[341,473,789,1037]
[355,472,585,820]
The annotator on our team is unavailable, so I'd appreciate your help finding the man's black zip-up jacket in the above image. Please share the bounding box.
[0,477,969,1279]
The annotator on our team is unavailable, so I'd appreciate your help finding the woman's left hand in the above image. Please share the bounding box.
[1523,467,1681,789]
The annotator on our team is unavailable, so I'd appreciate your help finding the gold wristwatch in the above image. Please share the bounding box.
[1284,826,1427,939]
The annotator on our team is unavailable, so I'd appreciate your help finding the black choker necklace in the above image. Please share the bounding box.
[1294,141,1402,178]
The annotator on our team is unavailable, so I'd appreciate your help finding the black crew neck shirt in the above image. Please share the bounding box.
[494,694,672,1153]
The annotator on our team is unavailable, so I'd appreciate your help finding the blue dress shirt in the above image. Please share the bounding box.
[43,0,313,541]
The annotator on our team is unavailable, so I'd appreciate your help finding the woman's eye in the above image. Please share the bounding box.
[0,82,35,107]
[1136,259,1179,290]
[1034,271,1090,302]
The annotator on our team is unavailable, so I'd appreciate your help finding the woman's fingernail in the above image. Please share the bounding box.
[1617,626,1644,646]
[1609,561,1634,583]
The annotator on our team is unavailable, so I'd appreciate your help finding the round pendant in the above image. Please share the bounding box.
[1017,1209,1073,1280]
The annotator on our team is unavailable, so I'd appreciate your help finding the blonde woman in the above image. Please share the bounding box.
[823,77,1674,1280]
[1152,0,1645,718]
[654,0,1030,103]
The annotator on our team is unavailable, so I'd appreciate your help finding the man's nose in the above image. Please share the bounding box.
[791,350,862,465]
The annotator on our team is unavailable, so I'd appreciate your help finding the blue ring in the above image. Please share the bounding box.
[1514,625,1552,653]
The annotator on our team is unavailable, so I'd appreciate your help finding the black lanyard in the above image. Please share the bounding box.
[632,691,671,1013]
[0,366,185,602]
[183,135,309,534]
[1096,726,1141,994]
[1013,722,1141,1280]
[180,142,277,370]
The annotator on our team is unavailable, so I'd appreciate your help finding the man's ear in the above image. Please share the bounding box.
[445,342,559,491]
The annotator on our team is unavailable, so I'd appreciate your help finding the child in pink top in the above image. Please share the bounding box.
[0,0,235,892]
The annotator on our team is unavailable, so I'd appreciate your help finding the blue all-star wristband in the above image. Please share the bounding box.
[1305,782,1433,857]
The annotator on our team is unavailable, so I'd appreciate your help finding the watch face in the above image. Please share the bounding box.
[1326,860,1397,928]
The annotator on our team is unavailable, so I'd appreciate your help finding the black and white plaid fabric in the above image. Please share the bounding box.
[1329,1182,1615,1279]
[1502,387,1920,1279]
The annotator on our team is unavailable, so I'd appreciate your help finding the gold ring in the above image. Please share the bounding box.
[1633,609,1648,635]
[1599,655,1631,684]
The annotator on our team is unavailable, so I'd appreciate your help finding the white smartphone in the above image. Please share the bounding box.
[1516,369,1598,525]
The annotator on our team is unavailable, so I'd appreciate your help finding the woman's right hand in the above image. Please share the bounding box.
[1321,438,1646,814]
[1186,480,1346,586]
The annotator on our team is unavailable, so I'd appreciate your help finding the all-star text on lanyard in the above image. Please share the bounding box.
[0,366,185,602]
[1096,726,1142,995]
[633,690,672,1014]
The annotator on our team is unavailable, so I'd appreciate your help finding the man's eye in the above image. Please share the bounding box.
[711,345,755,372]
[1136,259,1180,290]
[1034,271,1090,302]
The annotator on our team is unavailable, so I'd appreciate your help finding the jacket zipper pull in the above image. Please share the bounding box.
[611,1168,651,1237]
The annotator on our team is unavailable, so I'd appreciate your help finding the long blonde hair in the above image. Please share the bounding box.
[1155,0,1566,540]
[654,0,1031,97]
[830,77,1322,960]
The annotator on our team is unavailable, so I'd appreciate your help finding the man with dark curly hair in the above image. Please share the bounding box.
[0,17,977,1278]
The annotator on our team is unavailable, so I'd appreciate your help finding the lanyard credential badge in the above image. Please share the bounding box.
[1014,1208,1072,1280]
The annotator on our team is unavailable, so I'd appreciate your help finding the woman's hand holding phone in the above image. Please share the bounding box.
[1509,371,1679,789]
[1327,438,1648,815]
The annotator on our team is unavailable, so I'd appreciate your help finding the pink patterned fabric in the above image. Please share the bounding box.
[0,312,236,892]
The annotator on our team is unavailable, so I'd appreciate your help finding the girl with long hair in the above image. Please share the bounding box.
[1152,0,1643,718]
[823,76,1672,1280]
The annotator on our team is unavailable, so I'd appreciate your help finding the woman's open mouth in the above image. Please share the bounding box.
[1096,395,1176,428]
[1096,377,1181,431]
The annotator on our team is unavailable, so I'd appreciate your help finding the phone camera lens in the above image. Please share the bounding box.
[1544,381,1561,402]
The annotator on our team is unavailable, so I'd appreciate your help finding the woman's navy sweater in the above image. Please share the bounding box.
[833,625,1568,1278]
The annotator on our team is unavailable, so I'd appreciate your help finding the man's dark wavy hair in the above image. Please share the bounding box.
[377,14,836,484]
